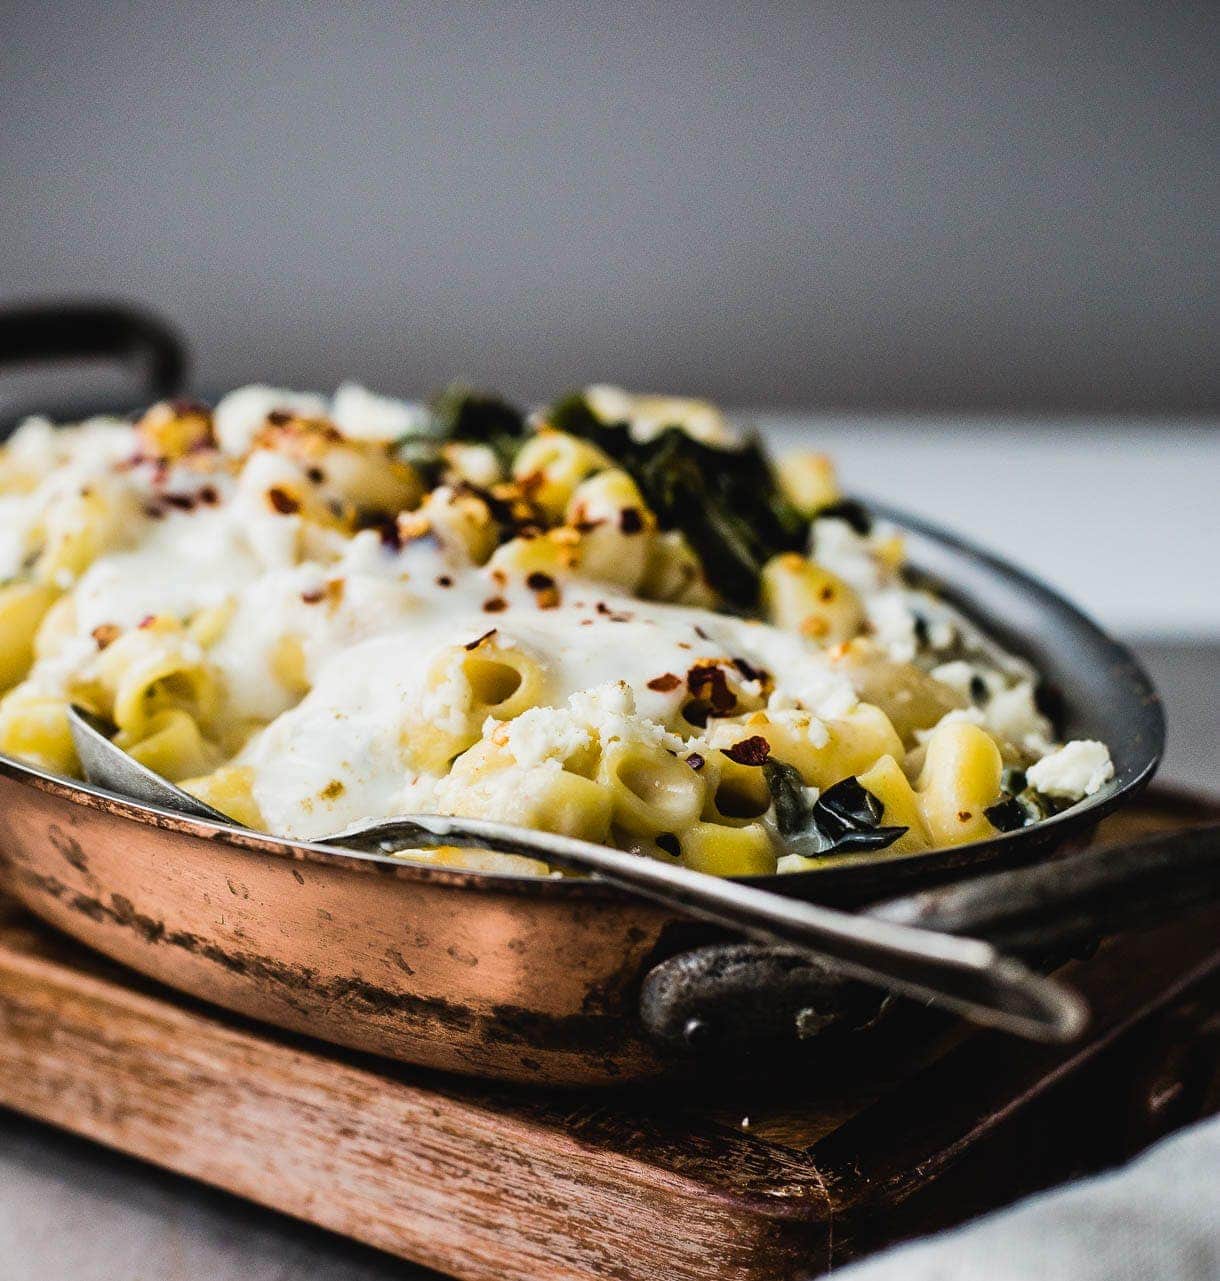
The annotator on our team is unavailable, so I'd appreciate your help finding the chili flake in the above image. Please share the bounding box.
[647,673,682,693]
[724,736,771,766]
[267,486,301,515]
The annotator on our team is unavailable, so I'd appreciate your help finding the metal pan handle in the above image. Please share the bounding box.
[0,302,187,403]
[642,823,1220,1052]
[869,821,1220,955]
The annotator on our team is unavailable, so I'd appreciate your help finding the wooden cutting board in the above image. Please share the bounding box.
[0,790,1216,1281]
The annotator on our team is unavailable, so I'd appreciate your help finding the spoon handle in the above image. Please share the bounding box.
[328,815,1087,1042]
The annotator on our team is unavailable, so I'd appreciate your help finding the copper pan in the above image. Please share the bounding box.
[0,503,1167,1085]
[0,304,1167,1085]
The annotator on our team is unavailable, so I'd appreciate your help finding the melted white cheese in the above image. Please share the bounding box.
[2,382,1113,846]
[238,564,862,836]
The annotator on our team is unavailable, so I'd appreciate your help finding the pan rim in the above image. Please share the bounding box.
[0,498,1164,901]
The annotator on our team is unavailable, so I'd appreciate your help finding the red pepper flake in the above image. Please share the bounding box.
[958,810,973,822]
[163,492,196,511]
[306,466,326,484]
[686,662,737,715]
[525,570,561,609]
[266,409,293,426]
[301,587,325,604]
[483,596,508,613]
[724,736,771,766]
[595,600,632,622]
[685,752,705,771]
[198,485,220,505]
[138,614,157,629]
[647,673,682,693]
[618,507,644,534]
[465,628,497,651]
[91,623,121,649]
[267,486,301,515]
[436,575,454,588]
[376,519,403,550]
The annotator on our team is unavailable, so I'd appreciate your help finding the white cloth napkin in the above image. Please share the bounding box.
[836,1113,1220,1281]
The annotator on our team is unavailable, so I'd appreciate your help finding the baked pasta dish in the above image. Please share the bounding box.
[0,384,1113,876]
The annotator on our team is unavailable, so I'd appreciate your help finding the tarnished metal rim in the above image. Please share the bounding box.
[0,747,1157,902]
[0,499,1164,901]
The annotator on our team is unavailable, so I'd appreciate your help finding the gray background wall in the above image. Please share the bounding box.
[1,0,1216,412]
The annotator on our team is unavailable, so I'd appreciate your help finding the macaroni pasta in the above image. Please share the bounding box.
[0,385,1114,876]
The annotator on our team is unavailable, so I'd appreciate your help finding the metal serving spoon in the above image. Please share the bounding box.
[67,705,1087,1043]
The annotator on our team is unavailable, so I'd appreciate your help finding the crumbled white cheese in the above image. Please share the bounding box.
[213,385,329,455]
[3,415,57,469]
[330,383,427,442]
[809,518,881,594]
[584,385,740,447]
[983,681,1055,756]
[867,590,920,662]
[417,644,482,739]
[759,702,832,748]
[500,705,593,769]
[1026,740,1114,800]
[925,615,958,652]
[442,442,502,489]
[567,681,685,753]
[930,660,978,701]
[766,665,857,722]
[230,449,308,569]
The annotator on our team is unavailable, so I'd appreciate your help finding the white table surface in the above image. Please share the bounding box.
[1,418,1217,1279]
[756,416,1219,641]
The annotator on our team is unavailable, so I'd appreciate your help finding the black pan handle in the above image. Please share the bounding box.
[869,822,1220,955]
[641,823,1220,1053]
[0,302,187,402]
[639,942,887,1051]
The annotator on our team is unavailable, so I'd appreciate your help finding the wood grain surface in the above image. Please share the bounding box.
[0,791,1216,1281]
